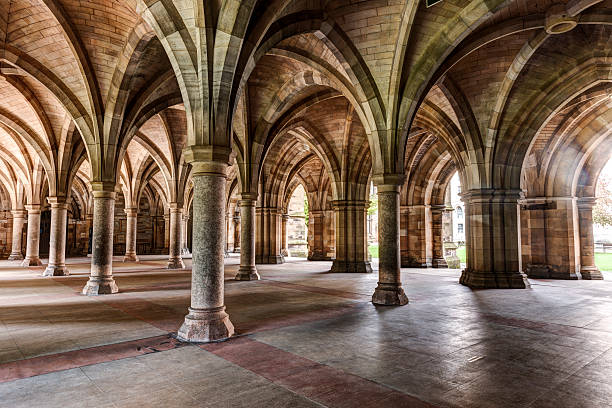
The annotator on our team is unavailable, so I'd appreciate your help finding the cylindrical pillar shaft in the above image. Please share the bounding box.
[372,184,409,305]
[8,209,26,261]
[43,198,69,276]
[167,204,185,269]
[82,188,118,295]
[22,205,43,267]
[178,161,234,342]
[124,208,139,262]
[281,214,289,257]
[431,205,448,268]
[578,197,603,280]
[331,200,372,272]
[236,196,260,280]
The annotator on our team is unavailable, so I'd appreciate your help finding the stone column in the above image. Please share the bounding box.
[86,213,93,255]
[8,209,26,260]
[167,203,185,269]
[43,198,69,276]
[430,205,448,268]
[235,194,260,280]
[281,214,289,257]
[123,207,138,262]
[163,213,170,250]
[233,215,240,252]
[401,205,430,267]
[442,187,454,243]
[21,205,43,266]
[460,189,529,288]
[331,200,372,273]
[181,213,191,255]
[577,197,603,280]
[372,182,409,305]
[177,160,234,342]
[82,186,119,295]
[308,210,332,261]
[255,207,284,264]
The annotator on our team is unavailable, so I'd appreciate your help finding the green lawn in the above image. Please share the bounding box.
[456,246,466,263]
[596,253,612,272]
[368,244,379,259]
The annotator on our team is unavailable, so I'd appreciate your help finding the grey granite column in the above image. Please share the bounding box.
[178,160,234,342]
[181,213,190,255]
[82,187,118,295]
[8,209,26,261]
[578,197,603,280]
[235,194,260,280]
[372,183,409,305]
[167,203,185,269]
[123,207,138,262]
[22,205,43,266]
[43,198,69,276]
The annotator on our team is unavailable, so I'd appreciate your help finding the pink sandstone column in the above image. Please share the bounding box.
[123,207,139,262]
[372,182,409,305]
[178,160,234,342]
[577,197,603,280]
[430,205,448,268]
[235,194,260,280]
[281,214,289,257]
[21,204,43,267]
[8,209,26,261]
[43,198,69,276]
[167,203,185,269]
[82,186,118,295]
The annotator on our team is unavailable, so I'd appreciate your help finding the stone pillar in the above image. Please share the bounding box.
[233,215,240,252]
[430,205,448,268]
[460,189,529,288]
[577,197,603,280]
[86,213,93,255]
[400,205,430,267]
[372,182,409,305]
[123,207,138,262]
[8,209,26,261]
[442,187,454,242]
[163,213,170,250]
[331,200,372,273]
[255,207,284,264]
[235,194,260,280]
[43,198,69,276]
[177,160,234,342]
[21,205,43,266]
[167,203,185,269]
[181,213,190,255]
[308,210,333,261]
[82,186,119,295]
[281,214,289,257]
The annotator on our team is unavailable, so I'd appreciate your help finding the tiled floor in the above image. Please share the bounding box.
[1,255,612,407]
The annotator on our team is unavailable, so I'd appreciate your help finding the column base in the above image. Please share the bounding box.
[372,283,409,305]
[235,267,260,281]
[308,254,333,261]
[167,258,185,269]
[8,253,23,261]
[256,255,284,264]
[42,265,69,276]
[401,257,431,268]
[525,264,578,279]
[177,307,234,343]
[581,267,604,280]
[82,277,119,295]
[21,257,43,267]
[330,260,373,273]
[431,258,448,268]
[460,269,530,289]
[280,249,289,257]
[123,253,139,262]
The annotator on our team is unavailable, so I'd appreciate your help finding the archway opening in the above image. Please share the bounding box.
[594,158,612,273]
[286,184,308,258]
[367,181,378,260]
[445,171,464,268]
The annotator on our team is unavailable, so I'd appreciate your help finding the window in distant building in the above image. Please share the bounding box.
[458,223,464,233]
[456,207,463,219]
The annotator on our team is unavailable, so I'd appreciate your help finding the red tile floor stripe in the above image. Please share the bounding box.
[202,337,439,408]
[0,335,187,383]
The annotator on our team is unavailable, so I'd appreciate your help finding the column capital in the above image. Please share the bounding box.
[24,204,42,213]
[461,188,523,203]
[184,146,231,177]
[577,197,597,209]
[124,207,138,217]
[169,202,184,212]
[47,196,69,209]
[430,204,446,213]
[372,173,404,188]
[11,209,27,218]
[240,192,258,202]
[332,200,369,209]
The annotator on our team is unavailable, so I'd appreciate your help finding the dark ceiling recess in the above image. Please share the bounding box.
[426,0,443,7]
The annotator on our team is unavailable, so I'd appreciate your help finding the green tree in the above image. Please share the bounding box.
[594,175,612,227]
[368,192,378,215]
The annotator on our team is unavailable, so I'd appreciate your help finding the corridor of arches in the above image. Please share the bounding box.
[1,1,612,406]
